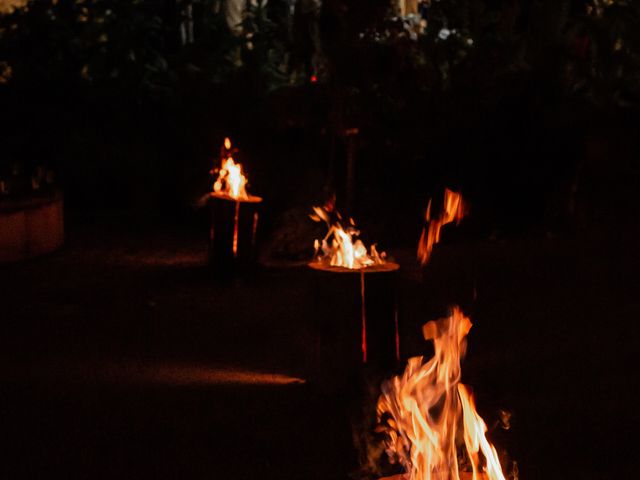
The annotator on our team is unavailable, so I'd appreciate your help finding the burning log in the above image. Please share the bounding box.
[309,203,401,375]
[208,138,262,273]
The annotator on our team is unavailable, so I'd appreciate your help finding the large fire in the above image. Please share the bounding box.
[212,137,249,200]
[418,189,465,266]
[377,307,506,480]
[310,203,385,270]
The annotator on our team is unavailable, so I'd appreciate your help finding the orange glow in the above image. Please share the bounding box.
[360,270,367,363]
[143,365,305,386]
[233,201,240,257]
[418,189,465,266]
[252,212,259,247]
[310,203,386,270]
[1,361,305,386]
[212,137,250,200]
[377,307,506,480]
[0,0,28,15]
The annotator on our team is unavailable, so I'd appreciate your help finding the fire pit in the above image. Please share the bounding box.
[207,138,262,273]
[309,202,400,372]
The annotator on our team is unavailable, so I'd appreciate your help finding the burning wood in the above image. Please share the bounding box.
[310,202,387,271]
[212,137,256,201]
[417,189,466,266]
[377,307,506,480]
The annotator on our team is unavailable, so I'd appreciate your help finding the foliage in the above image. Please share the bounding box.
[0,0,638,217]
[2,0,637,107]
[0,0,280,98]
[323,0,640,113]
[569,0,640,107]
[0,0,165,93]
[240,0,291,91]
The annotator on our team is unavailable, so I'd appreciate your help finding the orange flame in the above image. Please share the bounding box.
[377,307,506,480]
[213,137,249,200]
[310,204,385,269]
[418,189,465,266]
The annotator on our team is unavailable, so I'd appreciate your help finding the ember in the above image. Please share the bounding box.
[377,307,506,480]
[418,189,466,266]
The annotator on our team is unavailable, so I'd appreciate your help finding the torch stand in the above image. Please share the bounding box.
[309,263,401,387]
[309,263,401,479]
[208,193,262,275]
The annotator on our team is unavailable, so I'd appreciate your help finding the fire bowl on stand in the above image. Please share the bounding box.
[308,261,402,479]
[308,261,401,386]
[208,192,262,274]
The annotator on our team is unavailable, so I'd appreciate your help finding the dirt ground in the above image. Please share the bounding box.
[1,217,638,479]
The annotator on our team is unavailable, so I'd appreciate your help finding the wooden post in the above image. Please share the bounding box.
[208,193,262,274]
[309,262,401,385]
[0,191,64,263]
[358,266,401,370]
[343,127,359,213]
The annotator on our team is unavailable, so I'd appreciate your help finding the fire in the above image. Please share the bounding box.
[377,307,506,480]
[310,204,385,270]
[212,137,249,200]
[418,189,465,266]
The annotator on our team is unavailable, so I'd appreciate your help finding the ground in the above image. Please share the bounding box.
[1,217,637,479]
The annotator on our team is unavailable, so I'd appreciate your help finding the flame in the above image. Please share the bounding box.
[418,189,465,266]
[310,204,385,269]
[377,307,506,480]
[212,137,249,200]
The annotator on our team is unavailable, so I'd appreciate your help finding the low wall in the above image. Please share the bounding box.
[0,191,64,263]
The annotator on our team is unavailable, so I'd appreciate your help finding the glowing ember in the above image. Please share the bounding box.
[377,307,506,480]
[310,202,386,270]
[418,189,466,266]
[212,137,249,200]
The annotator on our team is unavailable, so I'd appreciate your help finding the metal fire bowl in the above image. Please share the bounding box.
[209,192,263,203]
[308,261,400,274]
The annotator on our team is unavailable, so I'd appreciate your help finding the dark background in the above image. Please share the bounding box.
[2,0,638,236]
[1,0,639,478]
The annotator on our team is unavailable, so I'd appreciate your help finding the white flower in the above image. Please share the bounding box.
[438,28,451,40]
